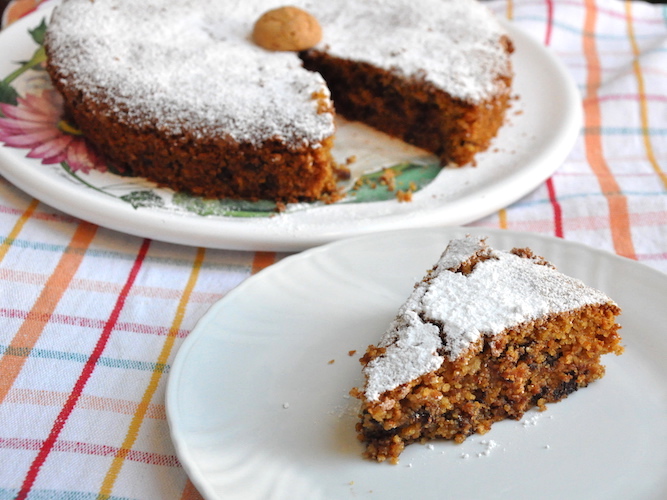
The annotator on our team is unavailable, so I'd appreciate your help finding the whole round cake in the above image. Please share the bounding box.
[44,0,514,203]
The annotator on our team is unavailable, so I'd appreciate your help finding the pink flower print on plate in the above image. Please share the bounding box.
[0,88,106,173]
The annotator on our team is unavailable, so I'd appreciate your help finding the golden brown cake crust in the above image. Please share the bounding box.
[44,56,339,203]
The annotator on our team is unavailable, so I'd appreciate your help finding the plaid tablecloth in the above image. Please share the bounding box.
[0,0,666,498]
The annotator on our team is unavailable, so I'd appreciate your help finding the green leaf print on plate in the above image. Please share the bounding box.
[172,192,280,218]
[345,162,441,203]
[120,190,166,210]
[171,161,441,217]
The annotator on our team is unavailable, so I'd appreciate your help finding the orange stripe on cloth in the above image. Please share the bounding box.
[251,251,276,274]
[6,388,167,420]
[582,0,636,260]
[0,198,39,263]
[624,2,667,190]
[180,479,205,500]
[97,247,206,499]
[0,221,97,405]
[498,209,508,230]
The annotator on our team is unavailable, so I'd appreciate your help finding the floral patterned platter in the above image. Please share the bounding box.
[0,3,581,251]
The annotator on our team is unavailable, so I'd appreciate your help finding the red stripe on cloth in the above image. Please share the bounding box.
[546,179,564,238]
[543,0,564,238]
[0,308,190,338]
[15,239,152,500]
[545,0,554,46]
[597,94,667,104]
[0,437,180,467]
[0,202,73,223]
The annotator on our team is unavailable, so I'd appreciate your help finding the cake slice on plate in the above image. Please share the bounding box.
[352,235,623,463]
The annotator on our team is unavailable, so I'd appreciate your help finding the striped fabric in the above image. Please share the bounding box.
[471,0,667,272]
[0,0,665,498]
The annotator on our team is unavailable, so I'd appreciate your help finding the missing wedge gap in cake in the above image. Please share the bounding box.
[352,235,623,464]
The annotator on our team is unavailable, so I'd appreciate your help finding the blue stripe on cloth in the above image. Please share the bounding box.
[0,345,171,373]
[0,489,135,500]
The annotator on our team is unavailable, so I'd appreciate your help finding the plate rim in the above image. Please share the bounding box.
[166,226,667,500]
[0,8,582,251]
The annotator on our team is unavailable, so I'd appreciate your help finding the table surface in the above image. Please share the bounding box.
[1,0,666,499]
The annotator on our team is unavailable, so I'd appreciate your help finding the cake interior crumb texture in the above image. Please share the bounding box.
[43,0,514,203]
[352,236,623,463]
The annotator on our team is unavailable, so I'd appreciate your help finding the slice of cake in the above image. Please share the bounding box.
[352,235,623,463]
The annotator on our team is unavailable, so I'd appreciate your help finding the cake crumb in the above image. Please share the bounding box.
[282,402,290,409]
[328,359,335,364]
[334,163,351,181]
[378,168,396,191]
[395,189,413,202]
[348,350,357,356]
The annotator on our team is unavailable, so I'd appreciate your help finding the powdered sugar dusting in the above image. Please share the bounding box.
[363,236,616,401]
[46,0,334,145]
[364,310,444,401]
[313,0,511,103]
[45,0,510,147]
[434,235,488,271]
